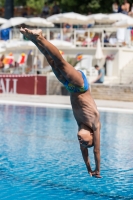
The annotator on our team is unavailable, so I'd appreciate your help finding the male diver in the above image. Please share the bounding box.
[20,28,101,178]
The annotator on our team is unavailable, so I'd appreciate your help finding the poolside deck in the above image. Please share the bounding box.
[0,94,133,112]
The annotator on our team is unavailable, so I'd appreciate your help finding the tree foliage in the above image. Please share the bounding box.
[0,0,5,7]
[1,0,133,14]
[54,0,133,14]
[88,0,101,13]
[26,0,44,13]
[14,0,27,6]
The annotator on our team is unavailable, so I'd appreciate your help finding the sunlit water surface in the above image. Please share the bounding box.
[0,105,133,200]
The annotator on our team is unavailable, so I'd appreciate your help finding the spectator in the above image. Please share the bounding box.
[22,7,28,17]
[121,0,130,15]
[112,1,119,13]
[51,1,60,15]
[87,11,93,28]
[82,31,92,47]
[131,28,133,45]
[108,32,117,46]
[103,30,109,44]
[63,23,72,34]
[41,3,49,18]
[0,54,5,70]
[92,65,105,84]
[91,33,99,46]
[128,3,133,16]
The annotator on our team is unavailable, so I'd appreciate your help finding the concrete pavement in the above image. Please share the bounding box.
[0,94,133,112]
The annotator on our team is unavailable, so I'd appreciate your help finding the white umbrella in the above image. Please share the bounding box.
[113,18,133,28]
[18,41,36,49]
[5,40,36,50]
[94,39,104,60]
[0,48,6,53]
[0,18,8,24]
[25,17,54,27]
[49,39,74,47]
[0,40,6,48]
[103,13,131,24]
[47,12,91,25]
[0,17,28,30]
[47,13,62,23]
[87,13,108,24]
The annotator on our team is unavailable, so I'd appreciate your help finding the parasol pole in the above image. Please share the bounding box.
[34,47,38,95]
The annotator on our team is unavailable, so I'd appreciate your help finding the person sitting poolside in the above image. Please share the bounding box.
[20,27,101,178]
[0,54,5,70]
[92,65,105,84]
[128,3,133,17]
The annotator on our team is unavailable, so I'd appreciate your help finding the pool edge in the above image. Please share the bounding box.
[0,100,133,113]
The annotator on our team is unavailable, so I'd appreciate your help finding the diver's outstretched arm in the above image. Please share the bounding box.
[80,145,92,177]
[92,122,101,178]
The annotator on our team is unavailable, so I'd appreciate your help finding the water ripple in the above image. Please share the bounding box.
[0,105,133,199]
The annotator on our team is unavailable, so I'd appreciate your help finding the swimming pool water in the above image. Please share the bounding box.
[0,105,133,200]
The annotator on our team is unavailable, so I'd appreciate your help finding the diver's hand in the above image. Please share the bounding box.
[91,170,102,178]
[87,168,93,177]
[88,170,92,177]
[20,27,42,42]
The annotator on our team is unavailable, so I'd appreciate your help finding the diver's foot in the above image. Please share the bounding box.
[20,28,42,42]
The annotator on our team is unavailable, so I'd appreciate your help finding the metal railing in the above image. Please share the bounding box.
[1,27,130,48]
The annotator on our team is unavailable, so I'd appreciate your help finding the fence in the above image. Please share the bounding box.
[0,74,47,95]
[1,27,130,48]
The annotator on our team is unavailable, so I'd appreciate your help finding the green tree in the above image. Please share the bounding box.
[60,0,133,14]
[26,0,45,14]
[88,0,101,13]
[1,0,133,15]
[59,0,91,14]
[0,0,5,7]
[14,0,27,6]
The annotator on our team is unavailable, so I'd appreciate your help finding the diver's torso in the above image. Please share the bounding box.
[70,90,100,131]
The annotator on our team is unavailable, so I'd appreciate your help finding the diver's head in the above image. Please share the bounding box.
[77,131,94,148]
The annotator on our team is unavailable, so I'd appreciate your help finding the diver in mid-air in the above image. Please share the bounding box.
[20,27,101,178]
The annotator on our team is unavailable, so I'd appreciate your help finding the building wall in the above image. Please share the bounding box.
[4,47,133,80]
[61,48,119,76]
[47,48,133,77]
[118,49,133,70]
[91,84,133,102]
[47,75,62,95]
[47,75,133,102]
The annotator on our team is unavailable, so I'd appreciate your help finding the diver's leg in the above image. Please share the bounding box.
[20,28,84,87]
[25,31,66,84]
[42,48,66,84]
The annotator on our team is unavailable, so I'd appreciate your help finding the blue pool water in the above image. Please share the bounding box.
[0,105,133,200]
